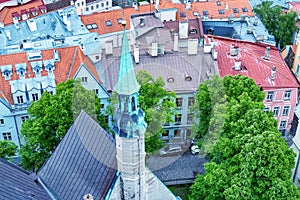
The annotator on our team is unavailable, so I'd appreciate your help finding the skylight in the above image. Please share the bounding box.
[233,8,239,13]
[193,11,199,16]
[180,12,186,18]
[216,1,221,6]
[242,7,248,12]
[202,10,209,16]
[117,18,123,24]
[218,9,224,14]
[106,20,112,26]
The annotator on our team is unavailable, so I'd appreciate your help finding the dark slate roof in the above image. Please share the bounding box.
[0,158,50,200]
[38,111,117,200]
[46,1,72,12]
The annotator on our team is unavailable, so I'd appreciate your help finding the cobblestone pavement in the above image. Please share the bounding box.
[146,150,208,183]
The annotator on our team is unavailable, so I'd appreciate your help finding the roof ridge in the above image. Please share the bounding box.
[67,47,78,79]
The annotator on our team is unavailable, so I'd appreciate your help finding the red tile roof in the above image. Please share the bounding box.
[289,2,300,15]
[212,36,299,89]
[0,46,102,105]
[81,0,254,35]
[0,0,44,25]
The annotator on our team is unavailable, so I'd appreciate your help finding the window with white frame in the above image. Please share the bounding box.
[175,114,182,124]
[2,132,12,140]
[81,77,88,83]
[187,113,193,124]
[282,105,290,116]
[284,90,291,100]
[266,91,274,101]
[263,107,270,112]
[273,106,280,117]
[174,129,181,138]
[279,120,287,129]
[32,93,38,101]
[176,98,183,108]
[188,97,195,107]
[21,116,28,122]
[17,95,24,104]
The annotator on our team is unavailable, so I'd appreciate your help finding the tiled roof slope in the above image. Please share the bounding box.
[0,158,50,200]
[46,0,71,12]
[0,46,102,105]
[38,111,117,199]
[81,0,253,35]
[213,36,299,89]
[0,0,44,25]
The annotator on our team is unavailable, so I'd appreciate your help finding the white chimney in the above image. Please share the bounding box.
[134,47,139,64]
[225,3,229,10]
[186,0,191,10]
[179,21,188,39]
[212,49,218,60]
[234,60,242,70]
[263,47,270,60]
[155,0,160,8]
[270,67,276,80]
[133,2,138,10]
[230,44,238,56]
[204,37,212,53]
[149,42,158,57]
[188,39,198,55]
[53,49,60,62]
[173,33,178,52]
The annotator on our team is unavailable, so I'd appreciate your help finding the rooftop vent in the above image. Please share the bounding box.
[270,67,276,80]
[230,44,238,56]
[263,47,270,60]
[83,194,94,200]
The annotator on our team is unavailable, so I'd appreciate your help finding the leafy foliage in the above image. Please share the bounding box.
[253,1,298,48]
[189,75,299,199]
[0,140,18,159]
[19,79,107,171]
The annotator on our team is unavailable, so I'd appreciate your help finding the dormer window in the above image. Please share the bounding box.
[167,77,174,82]
[31,61,42,77]
[1,65,12,80]
[185,73,192,81]
[189,29,197,34]
[15,63,27,79]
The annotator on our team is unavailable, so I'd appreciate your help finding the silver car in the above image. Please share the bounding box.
[159,145,182,156]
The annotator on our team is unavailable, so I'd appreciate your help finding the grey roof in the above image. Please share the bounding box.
[248,0,290,9]
[0,6,101,56]
[0,158,50,200]
[203,17,276,46]
[38,111,117,200]
[102,50,215,93]
[132,14,164,29]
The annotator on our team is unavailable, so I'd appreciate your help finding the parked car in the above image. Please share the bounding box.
[191,145,199,155]
[159,145,182,156]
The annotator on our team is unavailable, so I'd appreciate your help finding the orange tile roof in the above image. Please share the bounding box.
[81,0,254,35]
[0,46,102,105]
[0,0,44,26]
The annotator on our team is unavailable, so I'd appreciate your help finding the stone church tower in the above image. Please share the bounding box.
[112,21,147,200]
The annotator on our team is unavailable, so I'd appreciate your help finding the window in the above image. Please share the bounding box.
[77,2,80,7]
[284,90,291,100]
[101,3,104,7]
[279,120,287,129]
[106,20,112,26]
[81,1,84,5]
[0,119,4,125]
[105,115,109,124]
[273,106,280,117]
[106,1,109,6]
[180,12,186,18]
[117,18,123,24]
[32,93,38,101]
[202,10,209,16]
[101,104,105,109]
[95,55,100,60]
[175,114,182,124]
[188,97,194,107]
[266,91,274,101]
[96,4,99,9]
[86,7,89,11]
[216,1,221,6]
[233,8,239,13]
[162,130,169,137]
[94,89,99,94]
[48,91,53,95]
[2,132,12,140]
[174,129,181,137]
[81,77,88,83]
[282,106,290,116]
[176,98,183,108]
[218,9,224,14]
[186,129,192,137]
[17,96,24,104]
[242,7,248,12]
[91,5,94,10]
[21,116,29,122]
[187,113,193,124]
[263,107,270,112]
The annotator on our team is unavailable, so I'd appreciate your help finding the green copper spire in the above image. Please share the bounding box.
[114,25,140,95]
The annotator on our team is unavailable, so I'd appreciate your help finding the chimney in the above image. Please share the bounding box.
[270,67,276,80]
[70,0,74,5]
[225,3,229,10]
[263,47,270,60]
[134,47,139,64]
[53,49,60,62]
[83,194,94,200]
[133,2,138,10]
[234,59,242,70]
[186,0,191,10]
[179,21,188,39]
[212,49,218,60]
[149,42,158,57]
[139,18,145,27]
[188,39,198,55]
[173,32,178,52]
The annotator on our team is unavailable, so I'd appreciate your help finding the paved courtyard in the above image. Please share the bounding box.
[146,150,208,185]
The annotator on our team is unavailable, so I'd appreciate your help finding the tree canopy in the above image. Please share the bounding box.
[0,140,18,160]
[19,79,107,171]
[190,75,299,199]
[253,1,298,48]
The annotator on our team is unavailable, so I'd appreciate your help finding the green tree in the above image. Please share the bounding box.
[253,1,298,48]
[0,140,18,159]
[189,75,299,199]
[107,71,177,153]
[19,79,107,171]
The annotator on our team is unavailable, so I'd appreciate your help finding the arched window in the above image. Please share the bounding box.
[131,97,136,111]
